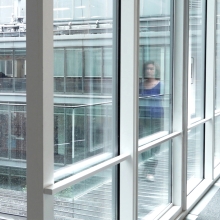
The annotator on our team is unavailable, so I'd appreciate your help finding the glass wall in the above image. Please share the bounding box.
[216,0,220,110]
[215,116,220,168]
[139,0,173,143]
[187,125,204,193]
[138,0,172,219]
[188,0,206,122]
[0,0,219,219]
[54,167,117,220]
[53,0,117,182]
[187,0,206,193]
[138,142,171,219]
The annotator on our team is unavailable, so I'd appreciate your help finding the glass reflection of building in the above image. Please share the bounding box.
[0,0,219,219]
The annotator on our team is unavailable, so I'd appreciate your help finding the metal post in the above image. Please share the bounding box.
[120,0,139,219]
[205,0,216,179]
[26,0,54,218]
[172,0,189,210]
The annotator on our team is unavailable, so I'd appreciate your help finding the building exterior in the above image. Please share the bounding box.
[0,0,219,219]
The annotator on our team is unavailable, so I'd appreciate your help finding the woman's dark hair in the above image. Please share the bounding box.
[143,60,160,79]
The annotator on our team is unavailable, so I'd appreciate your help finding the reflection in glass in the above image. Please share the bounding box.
[188,0,206,122]
[187,125,204,194]
[215,116,220,167]
[139,0,172,144]
[54,167,117,220]
[0,0,27,216]
[138,142,171,218]
[53,0,117,180]
[0,105,27,217]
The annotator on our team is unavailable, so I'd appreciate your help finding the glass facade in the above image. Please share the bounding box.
[138,142,171,218]
[53,0,117,182]
[54,167,117,220]
[216,0,220,110]
[187,125,204,193]
[0,0,219,219]
[139,0,172,143]
[188,0,206,122]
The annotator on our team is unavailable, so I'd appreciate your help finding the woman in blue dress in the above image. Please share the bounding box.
[139,60,164,181]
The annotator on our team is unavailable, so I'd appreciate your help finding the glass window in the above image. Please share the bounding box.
[66,48,83,77]
[216,0,220,110]
[187,125,204,194]
[139,0,172,143]
[0,0,14,24]
[54,49,65,93]
[0,49,13,92]
[53,0,73,21]
[138,141,171,218]
[84,48,102,77]
[14,49,26,92]
[54,167,117,220]
[53,0,117,181]
[215,116,220,168]
[188,0,206,122]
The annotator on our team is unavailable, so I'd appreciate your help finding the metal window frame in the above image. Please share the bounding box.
[26,0,54,219]
[24,0,220,219]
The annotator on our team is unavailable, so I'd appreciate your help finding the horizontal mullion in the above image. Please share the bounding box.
[138,131,181,155]
[188,117,212,130]
[215,111,220,117]
[44,153,130,195]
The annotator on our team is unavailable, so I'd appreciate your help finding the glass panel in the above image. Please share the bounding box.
[138,141,171,218]
[14,49,26,92]
[216,0,220,110]
[54,167,117,220]
[188,0,206,122]
[53,0,117,181]
[54,0,73,21]
[0,49,13,92]
[0,105,27,217]
[0,0,27,217]
[187,125,204,194]
[84,48,102,77]
[54,103,113,180]
[66,48,83,93]
[139,0,172,144]
[0,0,14,24]
[215,116,220,167]
[54,49,65,93]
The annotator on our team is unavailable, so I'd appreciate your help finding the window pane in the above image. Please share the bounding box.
[54,49,65,93]
[0,0,27,217]
[139,0,173,144]
[187,125,204,194]
[14,49,26,92]
[188,0,206,122]
[53,0,117,181]
[54,167,117,220]
[216,0,220,110]
[0,49,13,92]
[84,48,102,77]
[215,116,220,168]
[138,142,171,218]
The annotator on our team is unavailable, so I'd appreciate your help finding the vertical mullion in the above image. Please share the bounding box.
[26,0,54,219]
[205,0,216,179]
[172,0,189,210]
[120,0,139,219]
[112,0,120,218]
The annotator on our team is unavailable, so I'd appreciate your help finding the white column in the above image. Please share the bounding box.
[205,0,216,180]
[26,0,54,219]
[172,0,189,210]
[120,0,139,219]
